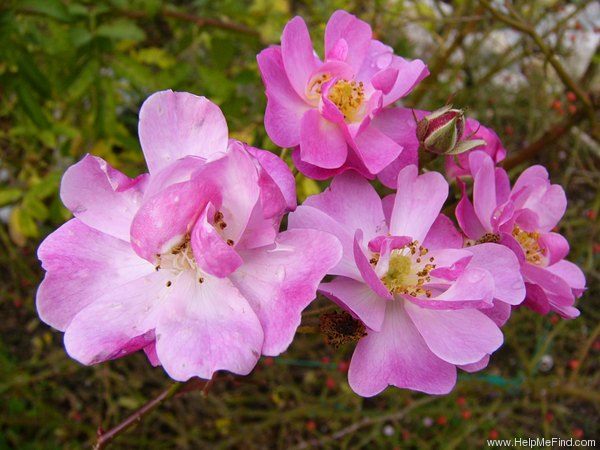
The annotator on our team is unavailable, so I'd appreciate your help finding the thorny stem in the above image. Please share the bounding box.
[93,378,209,450]
[479,0,598,138]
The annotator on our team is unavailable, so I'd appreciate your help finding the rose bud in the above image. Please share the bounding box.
[416,105,485,155]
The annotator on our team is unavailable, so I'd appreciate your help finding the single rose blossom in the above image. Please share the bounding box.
[373,108,506,187]
[36,90,342,381]
[257,10,428,180]
[288,167,523,396]
[456,151,586,319]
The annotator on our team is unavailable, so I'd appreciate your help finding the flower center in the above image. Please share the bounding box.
[377,241,436,298]
[512,225,545,265]
[327,79,364,122]
[307,73,331,100]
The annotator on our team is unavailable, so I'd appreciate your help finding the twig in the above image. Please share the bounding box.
[93,379,204,450]
[479,0,598,137]
[291,396,437,449]
[118,8,263,42]
[502,108,586,170]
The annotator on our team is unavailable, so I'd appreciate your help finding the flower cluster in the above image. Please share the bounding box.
[37,10,585,397]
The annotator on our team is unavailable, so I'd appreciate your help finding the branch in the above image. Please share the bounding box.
[291,396,437,449]
[479,0,598,136]
[93,378,208,450]
[118,8,263,42]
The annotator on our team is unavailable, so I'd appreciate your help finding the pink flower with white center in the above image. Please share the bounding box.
[36,90,342,381]
[257,10,428,179]
[288,167,523,396]
[372,108,506,188]
[456,151,586,319]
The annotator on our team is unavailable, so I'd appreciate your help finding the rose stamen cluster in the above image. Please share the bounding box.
[512,225,545,265]
[327,79,365,122]
[378,242,436,298]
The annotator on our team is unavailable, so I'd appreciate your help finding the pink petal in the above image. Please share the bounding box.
[470,151,498,232]
[459,354,490,373]
[409,267,494,310]
[482,300,512,327]
[155,271,263,380]
[390,165,448,243]
[545,259,586,294]
[325,10,372,72]
[63,271,168,365]
[231,229,342,356]
[130,176,218,262]
[523,282,551,315]
[281,16,319,99]
[60,154,147,241]
[287,204,361,280]
[257,47,311,147]
[351,124,404,174]
[348,301,456,396]
[456,178,487,240]
[299,109,348,168]
[320,277,388,331]
[354,230,393,300]
[291,145,373,181]
[244,143,297,214]
[191,203,243,278]
[404,301,503,365]
[538,232,569,266]
[422,214,463,250]
[522,263,573,300]
[428,248,473,281]
[371,67,399,94]
[36,219,154,331]
[138,90,228,174]
[303,172,387,243]
[511,166,566,231]
[464,243,526,305]
[381,56,429,106]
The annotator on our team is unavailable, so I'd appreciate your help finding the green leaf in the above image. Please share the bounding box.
[17,0,72,22]
[22,195,49,221]
[0,188,22,207]
[96,19,146,42]
[94,78,117,138]
[15,53,51,98]
[15,81,50,129]
[28,172,61,199]
[67,59,99,101]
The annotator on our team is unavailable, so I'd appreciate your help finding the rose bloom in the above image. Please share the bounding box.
[288,167,523,396]
[37,90,342,380]
[456,151,585,319]
[257,10,428,180]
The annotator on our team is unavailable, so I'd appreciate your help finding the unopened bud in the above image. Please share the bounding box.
[416,105,485,155]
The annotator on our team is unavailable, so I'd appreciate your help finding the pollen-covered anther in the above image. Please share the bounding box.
[308,73,331,97]
[327,79,365,122]
[512,225,545,265]
[379,241,436,298]
[214,210,227,230]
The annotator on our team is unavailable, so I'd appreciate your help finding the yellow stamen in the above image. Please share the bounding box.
[327,79,364,122]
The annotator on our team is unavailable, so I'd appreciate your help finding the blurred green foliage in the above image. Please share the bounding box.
[1,0,599,448]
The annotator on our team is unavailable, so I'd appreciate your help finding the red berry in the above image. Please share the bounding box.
[568,104,577,115]
[306,420,317,432]
[325,377,336,390]
[456,397,466,407]
[568,359,580,370]
[263,357,274,367]
[566,92,577,102]
[586,209,597,220]
[550,315,560,325]
[545,412,554,423]
[321,356,331,365]
[572,428,584,439]
[592,340,600,351]
[593,243,600,254]
[461,410,472,420]
[489,429,499,439]
[504,125,514,136]
[436,415,447,426]
[551,99,562,111]
[337,360,350,373]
